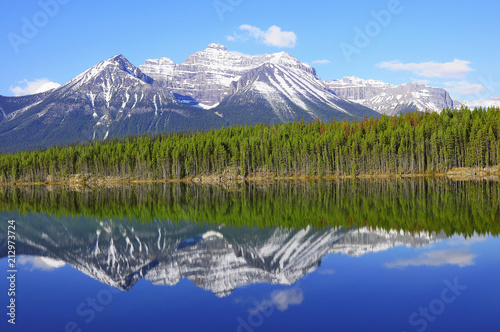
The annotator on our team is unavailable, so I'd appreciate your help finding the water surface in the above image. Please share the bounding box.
[1,180,499,331]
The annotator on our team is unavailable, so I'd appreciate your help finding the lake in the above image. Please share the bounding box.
[1,179,499,331]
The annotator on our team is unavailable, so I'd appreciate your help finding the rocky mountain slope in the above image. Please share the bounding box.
[326,76,455,115]
[139,44,378,123]
[0,45,465,153]
[0,45,381,153]
[0,54,226,152]
[455,97,500,109]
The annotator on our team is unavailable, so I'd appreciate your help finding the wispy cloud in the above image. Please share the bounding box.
[249,288,304,314]
[9,78,60,96]
[460,98,500,108]
[270,289,303,311]
[227,25,297,48]
[312,59,330,65]
[447,235,488,246]
[443,80,486,96]
[385,248,476,269]
[18,256,66,271]
[376,59,474,79]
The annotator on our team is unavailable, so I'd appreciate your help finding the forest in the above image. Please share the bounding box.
[1,179,498,236]
[0,107,499,183]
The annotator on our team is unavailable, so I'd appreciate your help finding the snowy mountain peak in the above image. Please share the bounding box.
[326,77,454,115]
[206,43,228,52]
[110,54,127,62]
[140,57,176,80]
[67,54,153,88]
[0,45,382,152]
[139,44,319,107]
[268,51,315,75]
[402,82,423,87]
[456,97,500,109]
[328,76,394,89]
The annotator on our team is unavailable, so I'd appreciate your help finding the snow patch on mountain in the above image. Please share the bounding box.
[139,44,317,108]
[326,77,454,115]
[456,97,500,109]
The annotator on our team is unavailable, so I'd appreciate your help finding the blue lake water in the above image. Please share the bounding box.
[1,212,499,332]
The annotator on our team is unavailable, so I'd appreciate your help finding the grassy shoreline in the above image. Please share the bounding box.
[0,166,498,187]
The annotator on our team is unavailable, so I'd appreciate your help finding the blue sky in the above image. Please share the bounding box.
[1,0,499,101]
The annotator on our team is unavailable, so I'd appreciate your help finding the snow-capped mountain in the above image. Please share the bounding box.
[0,45,380,152]
[139,44,319,108]
[1,216,443,297]
[215,55,377,124]
[139,43,279,108]
[139,44,378,122]
[326,76,455,115]
[0,53,226,152]
[0,44,465,153]
[455,97,500,109]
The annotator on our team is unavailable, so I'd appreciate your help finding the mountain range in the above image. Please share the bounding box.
[0,43,482,153]
[326,76,455,116]
[0,214,444,297]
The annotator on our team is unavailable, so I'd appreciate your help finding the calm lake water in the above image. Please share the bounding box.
[1,179,499,332]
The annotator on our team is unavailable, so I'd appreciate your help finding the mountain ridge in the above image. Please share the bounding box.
[326,76,455,115]
[0,44,467,153]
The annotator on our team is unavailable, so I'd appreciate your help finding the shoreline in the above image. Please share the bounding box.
[0,166,498,187]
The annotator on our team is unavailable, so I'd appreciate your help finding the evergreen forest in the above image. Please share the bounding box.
[1,107,499,183]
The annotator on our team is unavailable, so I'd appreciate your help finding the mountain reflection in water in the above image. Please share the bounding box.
[3,214,445,297]
[1,180,498,332]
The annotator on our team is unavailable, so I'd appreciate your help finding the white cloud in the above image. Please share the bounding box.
[270,288,303,311]
[9,78,61,96]
[458,98,500,108]
[385,248,476,269]
[249,288,304,314]
[18,256,66,271]
[376,59,474,79]
[230,25,297,48]
[443,80,486,96]
[312,59,330,65]
[447,235,488,246]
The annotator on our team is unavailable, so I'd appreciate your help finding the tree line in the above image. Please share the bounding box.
[1,107,499,182]
[1,179,498,236]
